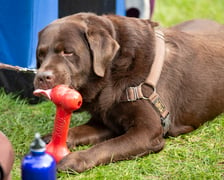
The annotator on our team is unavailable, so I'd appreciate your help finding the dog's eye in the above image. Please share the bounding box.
[61,50,73,57]
[38,50,46,59]
[37,46,48,59]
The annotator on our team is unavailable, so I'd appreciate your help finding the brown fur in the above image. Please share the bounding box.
[34,13,224,172]
[171,19,224,34]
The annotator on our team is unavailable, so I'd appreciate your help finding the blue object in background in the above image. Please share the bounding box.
[0,0,127,68]
[116,0,126,16]
[21,133,56,180]
[0,0,58,68]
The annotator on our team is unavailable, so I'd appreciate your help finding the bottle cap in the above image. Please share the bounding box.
[30,133,46,152]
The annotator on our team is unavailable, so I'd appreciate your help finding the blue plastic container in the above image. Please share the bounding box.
[21,133,56,180]
[0,0,58,68]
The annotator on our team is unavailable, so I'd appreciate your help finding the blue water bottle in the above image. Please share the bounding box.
[21,133,56,180]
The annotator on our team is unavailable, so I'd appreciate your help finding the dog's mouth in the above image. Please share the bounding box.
[34,82,77,91]
[34,78,57,90]
[34,83,54,91]
[34,70,78,91]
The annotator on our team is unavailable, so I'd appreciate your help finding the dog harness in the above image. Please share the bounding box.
[122,30,170,136]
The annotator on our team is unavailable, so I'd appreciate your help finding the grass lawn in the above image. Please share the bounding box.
[1,0,224,179]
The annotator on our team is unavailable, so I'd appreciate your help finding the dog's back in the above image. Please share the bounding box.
[161,25,224,136]
[171,19,224,34]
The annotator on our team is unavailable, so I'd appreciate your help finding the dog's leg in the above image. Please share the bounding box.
[67,123,116,148]
[66,115,117,148]
[57,125,165,173]
[168,123,195,137]
[42,117,116,147]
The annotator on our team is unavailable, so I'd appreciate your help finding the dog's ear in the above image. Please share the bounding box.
[85,30,120,77]
[146,20,159,28]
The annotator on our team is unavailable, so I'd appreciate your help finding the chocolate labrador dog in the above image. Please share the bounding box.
[171,19,224,34]
[34,13,224,173]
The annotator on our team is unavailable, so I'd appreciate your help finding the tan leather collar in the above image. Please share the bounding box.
[122,30,170,135]
[145,30,165,88]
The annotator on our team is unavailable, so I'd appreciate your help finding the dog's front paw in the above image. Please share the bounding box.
[57,151,94,173]
[66,133,76,149]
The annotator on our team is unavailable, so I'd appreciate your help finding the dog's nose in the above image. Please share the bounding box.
[36,71,54,84]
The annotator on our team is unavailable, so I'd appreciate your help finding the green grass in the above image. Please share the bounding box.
[0,90,223,179]
[1,0,224,179]
[153,0,224,26]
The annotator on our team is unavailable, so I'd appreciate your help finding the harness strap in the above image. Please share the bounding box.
[145,30,165,88]
[122,30,170,136]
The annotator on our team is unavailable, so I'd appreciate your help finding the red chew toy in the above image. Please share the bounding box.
[33,85,82,163]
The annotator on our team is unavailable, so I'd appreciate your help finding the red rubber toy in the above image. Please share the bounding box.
[33,85,82,163]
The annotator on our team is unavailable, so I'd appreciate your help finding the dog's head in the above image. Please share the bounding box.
[34,13,120,90]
